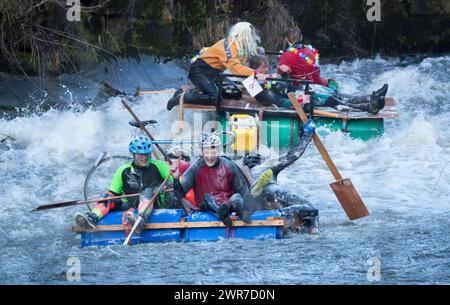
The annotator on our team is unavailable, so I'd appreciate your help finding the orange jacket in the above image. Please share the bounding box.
[199,38,255,76]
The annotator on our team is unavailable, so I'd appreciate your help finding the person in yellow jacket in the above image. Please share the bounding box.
[167,22,267,110]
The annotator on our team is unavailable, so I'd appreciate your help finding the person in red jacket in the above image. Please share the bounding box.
[246,29,388,114]
[170,133,251,227]
[277,29,330,87]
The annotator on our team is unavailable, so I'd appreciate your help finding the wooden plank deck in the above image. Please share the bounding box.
[179,96,399,120]
[73,219,285,233]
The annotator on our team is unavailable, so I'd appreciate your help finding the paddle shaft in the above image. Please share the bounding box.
[313,109,349,121]
[139,89,177,95]
[221,74,312,85]
[32,193,139,212]
[121,100,167,161]
[151,140,198,145]
[123,173,172,245]
[264,51,283,55]
[288,93,343,180]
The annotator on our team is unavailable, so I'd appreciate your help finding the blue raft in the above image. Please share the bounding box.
[75,209,286,247]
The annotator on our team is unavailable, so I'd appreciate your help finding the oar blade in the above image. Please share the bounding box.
[31,199,80,212]
[330,179,369,220]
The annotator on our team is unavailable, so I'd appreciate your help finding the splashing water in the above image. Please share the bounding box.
[0,55,449,284]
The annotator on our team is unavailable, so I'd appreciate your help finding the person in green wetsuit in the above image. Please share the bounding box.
[74,135,179,233]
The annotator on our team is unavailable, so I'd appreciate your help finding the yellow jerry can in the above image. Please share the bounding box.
[230,114,258,152]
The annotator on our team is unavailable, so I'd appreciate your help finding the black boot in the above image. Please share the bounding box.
[166,89,183,111]
[373,84,389,98]
[368,95,380,114]
[368,84,388,114]
[217,204,232,227]
[74,211,99,230]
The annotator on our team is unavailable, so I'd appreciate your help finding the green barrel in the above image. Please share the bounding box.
[309,84,385,139]
[219,112,383,153]
[315,117,384,140]
[260,115,299,149]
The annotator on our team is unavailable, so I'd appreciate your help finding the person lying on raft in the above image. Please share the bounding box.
[166,21,268,111]
[279,28,388,113]
[170,133,251,227]
[74,136,182,233]
[241,116,320,234]
[246,29,388,114]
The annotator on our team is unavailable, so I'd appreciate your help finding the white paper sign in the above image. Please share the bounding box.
[242,76,263,97]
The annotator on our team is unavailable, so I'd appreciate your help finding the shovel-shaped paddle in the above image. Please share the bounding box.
[288,92,369,220]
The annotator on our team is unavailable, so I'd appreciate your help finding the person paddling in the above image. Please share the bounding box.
[74,136,179,233]
[170,133,250,227]
[166,21,267,111]
[242,108,320,234]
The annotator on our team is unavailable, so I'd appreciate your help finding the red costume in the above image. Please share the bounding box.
[277,42,329,87]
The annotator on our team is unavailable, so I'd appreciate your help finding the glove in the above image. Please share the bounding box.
[302,101,314,116]
[303,118,316,135]
[243,153,263,169]
[328,78,338,91]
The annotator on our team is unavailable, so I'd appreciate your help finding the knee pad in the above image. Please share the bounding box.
[140,188,155,201]
[202,193,220,213]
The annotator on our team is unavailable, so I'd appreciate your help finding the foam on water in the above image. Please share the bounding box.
[0,55,449,284]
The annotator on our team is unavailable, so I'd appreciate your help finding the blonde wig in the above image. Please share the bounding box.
[227,22,261,58]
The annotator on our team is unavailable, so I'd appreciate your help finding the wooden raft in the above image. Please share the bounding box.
[177,94,399,120]
[73,218,285,233]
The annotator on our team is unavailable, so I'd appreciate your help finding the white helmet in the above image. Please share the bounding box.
[201,133,222,148]
[167,146,190,162]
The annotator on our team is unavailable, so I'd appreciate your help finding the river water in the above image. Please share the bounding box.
[0,55,449,284]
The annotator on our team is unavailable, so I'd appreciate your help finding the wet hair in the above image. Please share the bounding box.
[228,22,260,57]
[248,55,270,70]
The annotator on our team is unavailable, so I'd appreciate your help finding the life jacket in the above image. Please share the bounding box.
[194,160,235,205]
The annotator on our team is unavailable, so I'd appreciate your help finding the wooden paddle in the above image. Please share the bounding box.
[313,109,349,120]
[123,173,173,245]
[288,92,369,220]
[222,73,312,85]
[135,88,177,96]
[121,100,166,161]
[31,194,139,212]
